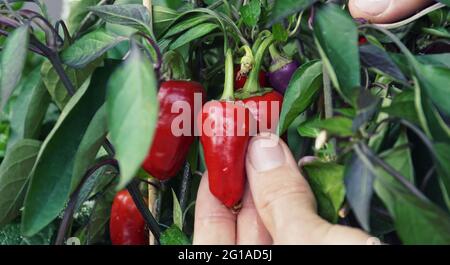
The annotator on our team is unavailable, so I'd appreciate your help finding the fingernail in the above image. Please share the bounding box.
[354,0,391,16]
[249,136,285,172]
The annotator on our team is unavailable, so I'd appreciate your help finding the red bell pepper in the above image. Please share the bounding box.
[199,50,251,208]
[142,80,205,181]
[110,190,147,245]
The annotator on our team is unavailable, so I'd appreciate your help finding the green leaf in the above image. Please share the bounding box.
[169,23,218,50]
[352,89,381,132]
[41,58,102,109]
[67,0,100,34]
[374,140,450,244]
[160,224,190,245]
[172,189,183,230]
[415,63,450,116]
[88,4,152,35]
[359,44,407,83]
[272,23,289,42]
[437,0,450,7]
[22,66,112,236]
[107,45,158,188]
[303,161,345,223]
[240,0,261,27]
[435,142,450,207]
[422,27,450,39]
[315,117,354,137]
[164,15,211,38]
[414,77,450,142]
[314,4,360,103]
[0,25,29,109]
[278,60,322,135]
[83,183,116,245]
[381,90,419,125]
[0,139,41,227]
[345,151,376,231]
[8,66,50,149]
[297,118,320,138]
[71,104,107,192]
[153,5,179,36]
[296,116,353,138]
[269,0,316,25]
[62,29,128,68]
[0,222,55,245]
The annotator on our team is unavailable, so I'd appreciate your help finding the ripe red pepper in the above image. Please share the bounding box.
[359,36,368,45]
[142,81,205,181]
[199,50,251,208]
[198,100,251,208]
[242,90,283,134]
[234,66,268,90]
[110,190,147,245]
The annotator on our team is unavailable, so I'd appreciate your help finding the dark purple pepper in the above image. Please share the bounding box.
[267,44,300,94]
[268,60,300,94]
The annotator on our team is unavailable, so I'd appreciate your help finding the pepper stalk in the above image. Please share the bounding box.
[220,49,235,100]
[242,34,274,94]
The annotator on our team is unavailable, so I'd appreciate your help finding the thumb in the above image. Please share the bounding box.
[348,0,434,24]
[245,133,324,244]
[246,133,372,244]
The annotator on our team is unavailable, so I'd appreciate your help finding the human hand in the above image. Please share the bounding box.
[193,134,371,245]
[348,0,435,23]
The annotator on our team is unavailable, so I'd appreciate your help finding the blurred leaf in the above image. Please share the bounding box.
[303,161,345,223]
[163,15,210,38]
[62,29,128,68]
[415,63,450,116]
[83,185,116,244]
[160,225,190,245]
[89,4,152,35]
[297,117,320,138]
[67,0,100,34]
[359,44,407,83]
[352,89,380,132]
[169,23,218,50]
[107,45,158,188]
[272,23,289,42]
[8,66,50,149]
[0,25,29,109]
[172,189,183,230]
[269,0,316,25]
[278,60,322,135]
[240,0,261,27]
[315,117,353,137]
[71,105,107,192]
[381,90,419,125]
[345,150,375,231]
[0,222,55,245]
[434,142,450,207]
[0,140,41,227]
[422,27,450,39]
[22,66,112,237]
[314,4,360,104]
[437,0,450,7]
[41,58,102,109]
[153,6,179,36]
[374,147,450,244]
[414,77,450,142]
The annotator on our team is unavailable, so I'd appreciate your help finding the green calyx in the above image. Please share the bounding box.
[234,87,273,100]
[269,44,292,72]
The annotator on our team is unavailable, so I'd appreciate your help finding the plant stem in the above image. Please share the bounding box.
[179,162,191,211]
[322,64,333,119]
[220,49,235,100]
[243,34,274,94]
[47,53,76,96]
[127,179,161,244]
[55,158,119,245]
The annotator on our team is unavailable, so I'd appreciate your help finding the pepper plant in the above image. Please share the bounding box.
[0,0,449,245]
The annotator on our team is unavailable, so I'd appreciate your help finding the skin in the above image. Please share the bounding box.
[194,134,371,245]
[348,0,435,24]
